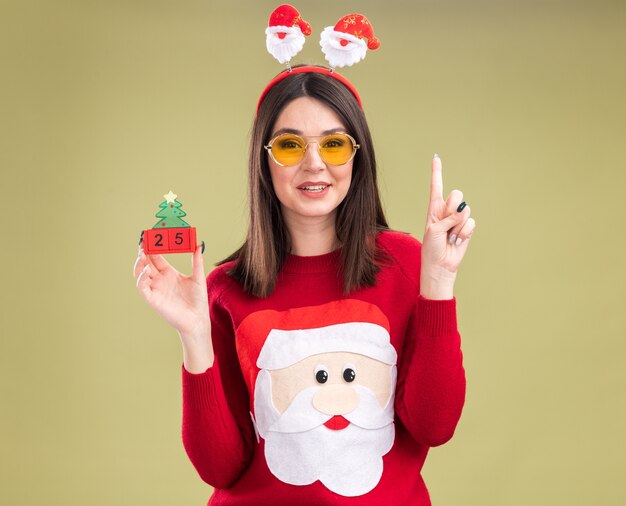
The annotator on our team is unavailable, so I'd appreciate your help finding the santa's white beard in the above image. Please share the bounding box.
[266,26,306,64]
[253,370,395,497]
[320,27,368,68]
[264,420,394,497]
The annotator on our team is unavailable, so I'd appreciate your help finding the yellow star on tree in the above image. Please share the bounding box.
[164,190,177,203]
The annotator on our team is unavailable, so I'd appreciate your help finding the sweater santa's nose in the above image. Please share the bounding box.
[312,384,358,415]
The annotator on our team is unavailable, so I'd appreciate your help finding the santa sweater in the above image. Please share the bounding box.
[181,230,465,505]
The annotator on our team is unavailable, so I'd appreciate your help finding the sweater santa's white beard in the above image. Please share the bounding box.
[320,27,368,68]
[265,26,306,64]
[253,364,397,497]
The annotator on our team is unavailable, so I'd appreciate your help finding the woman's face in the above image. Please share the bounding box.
[267,96,354,227]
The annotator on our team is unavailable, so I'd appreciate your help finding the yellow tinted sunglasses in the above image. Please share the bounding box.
[264,132,360,167]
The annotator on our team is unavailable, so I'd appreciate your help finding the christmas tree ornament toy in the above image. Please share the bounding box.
[257,5,380,114]
[141,191,197,255]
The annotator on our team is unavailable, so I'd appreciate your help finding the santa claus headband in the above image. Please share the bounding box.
[258,4,381,114]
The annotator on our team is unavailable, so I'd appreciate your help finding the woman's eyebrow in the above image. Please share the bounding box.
[272,128,303,136]
[272,127,346,136]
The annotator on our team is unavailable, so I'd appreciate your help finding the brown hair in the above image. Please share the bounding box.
[220,65,388,297]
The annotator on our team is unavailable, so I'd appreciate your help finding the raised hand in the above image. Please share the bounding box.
[133,243,214,371]
[420,154,476,299]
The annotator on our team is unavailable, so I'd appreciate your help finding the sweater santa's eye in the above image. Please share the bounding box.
[343,367,356,382]
[315,368,329,384]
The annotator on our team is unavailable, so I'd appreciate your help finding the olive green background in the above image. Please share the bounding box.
[2,0,625,504]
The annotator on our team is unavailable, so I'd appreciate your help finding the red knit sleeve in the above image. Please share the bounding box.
[181,270,254,489]
[181,361,252,488]
[394,295,466,447]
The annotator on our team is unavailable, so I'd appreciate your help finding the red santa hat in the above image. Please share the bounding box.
[329,14,380,50]
[236,299,397,396]
[267,4,312,37]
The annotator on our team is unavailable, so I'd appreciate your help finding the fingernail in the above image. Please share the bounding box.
[433,153,440,159]
[201,241,205,254]
[457,201,467,213]
[455,237,463,246]
[449,234,457,245]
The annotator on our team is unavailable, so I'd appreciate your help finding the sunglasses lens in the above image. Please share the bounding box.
[319,134,355,165]
[270,134,306,166]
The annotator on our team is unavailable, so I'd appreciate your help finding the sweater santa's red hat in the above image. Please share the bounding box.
[235,298,396,405]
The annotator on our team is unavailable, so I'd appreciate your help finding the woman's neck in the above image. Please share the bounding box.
[283,211,339,256]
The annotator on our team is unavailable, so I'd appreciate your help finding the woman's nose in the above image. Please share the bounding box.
[301,142,326,172]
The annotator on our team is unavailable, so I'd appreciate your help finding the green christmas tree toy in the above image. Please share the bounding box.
[141,191,197,254]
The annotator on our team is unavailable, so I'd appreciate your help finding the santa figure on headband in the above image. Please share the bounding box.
[240,300,397,497]
[265,4,312,64]
[320,13,381,68]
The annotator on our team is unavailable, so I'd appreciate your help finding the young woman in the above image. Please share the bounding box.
[134,66,475,505]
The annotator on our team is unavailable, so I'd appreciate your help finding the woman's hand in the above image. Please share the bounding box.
[420,154,476,300]
[133,243,214,371]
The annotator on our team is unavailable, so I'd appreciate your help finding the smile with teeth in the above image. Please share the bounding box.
[300,184,328,192]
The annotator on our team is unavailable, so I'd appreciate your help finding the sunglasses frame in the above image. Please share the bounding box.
[264,132,360,167]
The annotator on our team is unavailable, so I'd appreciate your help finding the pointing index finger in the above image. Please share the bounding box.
[429,153,444,206]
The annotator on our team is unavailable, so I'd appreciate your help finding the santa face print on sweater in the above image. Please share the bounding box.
[236,300,398,497]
